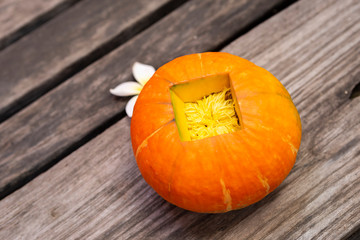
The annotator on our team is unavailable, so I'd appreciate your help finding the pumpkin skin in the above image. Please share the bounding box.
[131,52,301,213]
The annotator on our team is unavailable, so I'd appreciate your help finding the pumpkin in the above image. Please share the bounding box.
[131,52,301,213]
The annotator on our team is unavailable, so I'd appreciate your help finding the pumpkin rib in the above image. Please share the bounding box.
[135,119,175,159]
[131,102,175,155]
[211,135,266,212]
[137,102,172,106]
[209,137,238,211]
[153,72,176,85]
[136,74,173,104]
[236,91,292,101]
[136,122,186,205]
[213,133,274,209]
[238,93,300,133]
[229,68,291,101]
[232,131,274,196]
[155,54,204,85]
[167,135,185,203]
[209,137,235,212]
[131,73,175,154]
[210,133,275,211]
[242,128,295,192]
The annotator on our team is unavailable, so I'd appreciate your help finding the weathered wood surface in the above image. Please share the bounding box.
[0,0,359,239]
[0,0,80,50]
[0,0,178,122]
[0,0,289,198]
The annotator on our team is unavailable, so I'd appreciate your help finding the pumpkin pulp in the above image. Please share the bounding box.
[170,73,242,141]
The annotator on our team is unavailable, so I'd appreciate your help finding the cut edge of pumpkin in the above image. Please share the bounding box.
[170,73,243,141]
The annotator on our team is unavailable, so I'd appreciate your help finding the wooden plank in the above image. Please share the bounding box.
[219,0,360,237]
[0,0,289,197]
[0,0,81,50]
[0,0,359,239]
[0,0,178,122]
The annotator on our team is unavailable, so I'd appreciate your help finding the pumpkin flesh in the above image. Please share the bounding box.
[131,52,301,213]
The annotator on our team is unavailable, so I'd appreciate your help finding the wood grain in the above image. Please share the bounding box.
[0,0,176,122]
[0,0,80,50]
[0,0,359,239]
[0,0,288,198]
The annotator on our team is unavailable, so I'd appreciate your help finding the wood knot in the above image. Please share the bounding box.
[50,208,59,219]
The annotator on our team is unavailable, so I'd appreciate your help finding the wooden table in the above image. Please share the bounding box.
[0,0,359,239]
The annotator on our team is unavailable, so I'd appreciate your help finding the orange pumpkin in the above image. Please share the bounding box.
[131,52,301,213]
